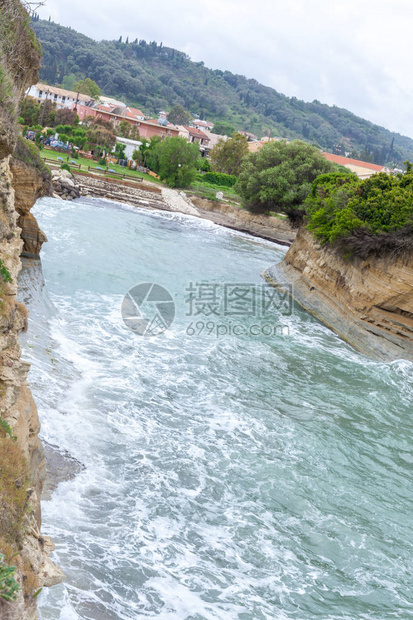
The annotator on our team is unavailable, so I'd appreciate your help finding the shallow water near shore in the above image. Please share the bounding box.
[20,196,413,619]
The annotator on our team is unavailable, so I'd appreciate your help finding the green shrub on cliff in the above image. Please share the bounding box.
[13,135,51,185]
[0,554,19,602]
[306,167,413,257]
[0,261,12,284]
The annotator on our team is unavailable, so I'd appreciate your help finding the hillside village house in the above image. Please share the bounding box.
[203,131,228,150]
[320,152,391,179]
[191,119,214,132]
[177,126,210,156]
[247,136,283,153]
[27,83,93,109]
[248,140,265,153]
[239,130,258,141]
[73,102,180,139]
[99,96,130,109]
[178,126,210,146]
[28,82,225,152]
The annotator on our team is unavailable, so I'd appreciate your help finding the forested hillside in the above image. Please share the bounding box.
[32,18,413,166]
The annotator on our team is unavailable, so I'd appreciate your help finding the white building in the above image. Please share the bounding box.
[26,83,93,109]
[116,137,142,160]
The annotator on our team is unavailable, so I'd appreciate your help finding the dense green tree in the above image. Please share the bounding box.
[19,97,41,126]
[235,140,335,224]
[167,104,192,126]
[39,99,56,127]
[132,138,149,165]
[197,157,211,172]
[61,74,77,90]
[144,136,162,171]
[114,142,127,159]
[210,133,249,176]
[117,120,131,138]
[73,77,101,100]
[85,123,116,156]
[151,137,199,187]
[55,108,79,126]
[129,125,140,140]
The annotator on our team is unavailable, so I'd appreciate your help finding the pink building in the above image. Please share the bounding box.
[73,103,179,140]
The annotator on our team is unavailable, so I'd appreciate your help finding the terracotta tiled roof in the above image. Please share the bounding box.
[184,126,209,139]
[127,107,144,117]
[321,152,385,171]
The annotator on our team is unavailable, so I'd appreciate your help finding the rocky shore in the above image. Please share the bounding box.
[264,229,413,362]
[190,196,295,246]
[51,169,83,201]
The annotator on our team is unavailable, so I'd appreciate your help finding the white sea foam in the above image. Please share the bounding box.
[20,196,413,619]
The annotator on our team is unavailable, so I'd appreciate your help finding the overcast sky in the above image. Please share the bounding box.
[38,0,413,138]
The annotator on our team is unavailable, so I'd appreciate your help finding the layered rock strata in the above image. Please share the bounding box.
[264,229,413,361]
[9,158,49,258]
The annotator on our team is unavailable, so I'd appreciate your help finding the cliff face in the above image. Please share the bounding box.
[264,229,413,361]
[0,2,63,617]
[10,157,49,258]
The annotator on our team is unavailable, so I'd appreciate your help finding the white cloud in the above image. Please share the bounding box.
[38,0,413,138]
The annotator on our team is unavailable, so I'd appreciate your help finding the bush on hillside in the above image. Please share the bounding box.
[200,172,236,187]
[196,158,211,172]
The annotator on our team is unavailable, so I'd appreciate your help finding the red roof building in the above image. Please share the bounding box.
[73,103,179,140]
[183,126,210,146]
[321,152,388,178]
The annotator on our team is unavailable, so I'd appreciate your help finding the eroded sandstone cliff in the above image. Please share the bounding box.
[0,2,63,617]
[264,229,413,361]
[10,154,49,258]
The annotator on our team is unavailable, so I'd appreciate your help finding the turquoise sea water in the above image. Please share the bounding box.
[20,197,413,619]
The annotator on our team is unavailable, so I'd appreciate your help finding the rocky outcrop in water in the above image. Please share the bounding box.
[264,229,413,361]
[51,169,82,201]
[0,2,63,618]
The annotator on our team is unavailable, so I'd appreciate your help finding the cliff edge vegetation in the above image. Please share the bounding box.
[306,168,413,259]
[263,164,413,360]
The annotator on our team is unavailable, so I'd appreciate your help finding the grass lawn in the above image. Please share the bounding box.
[188,179,240,203]
[41,148,165,186]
